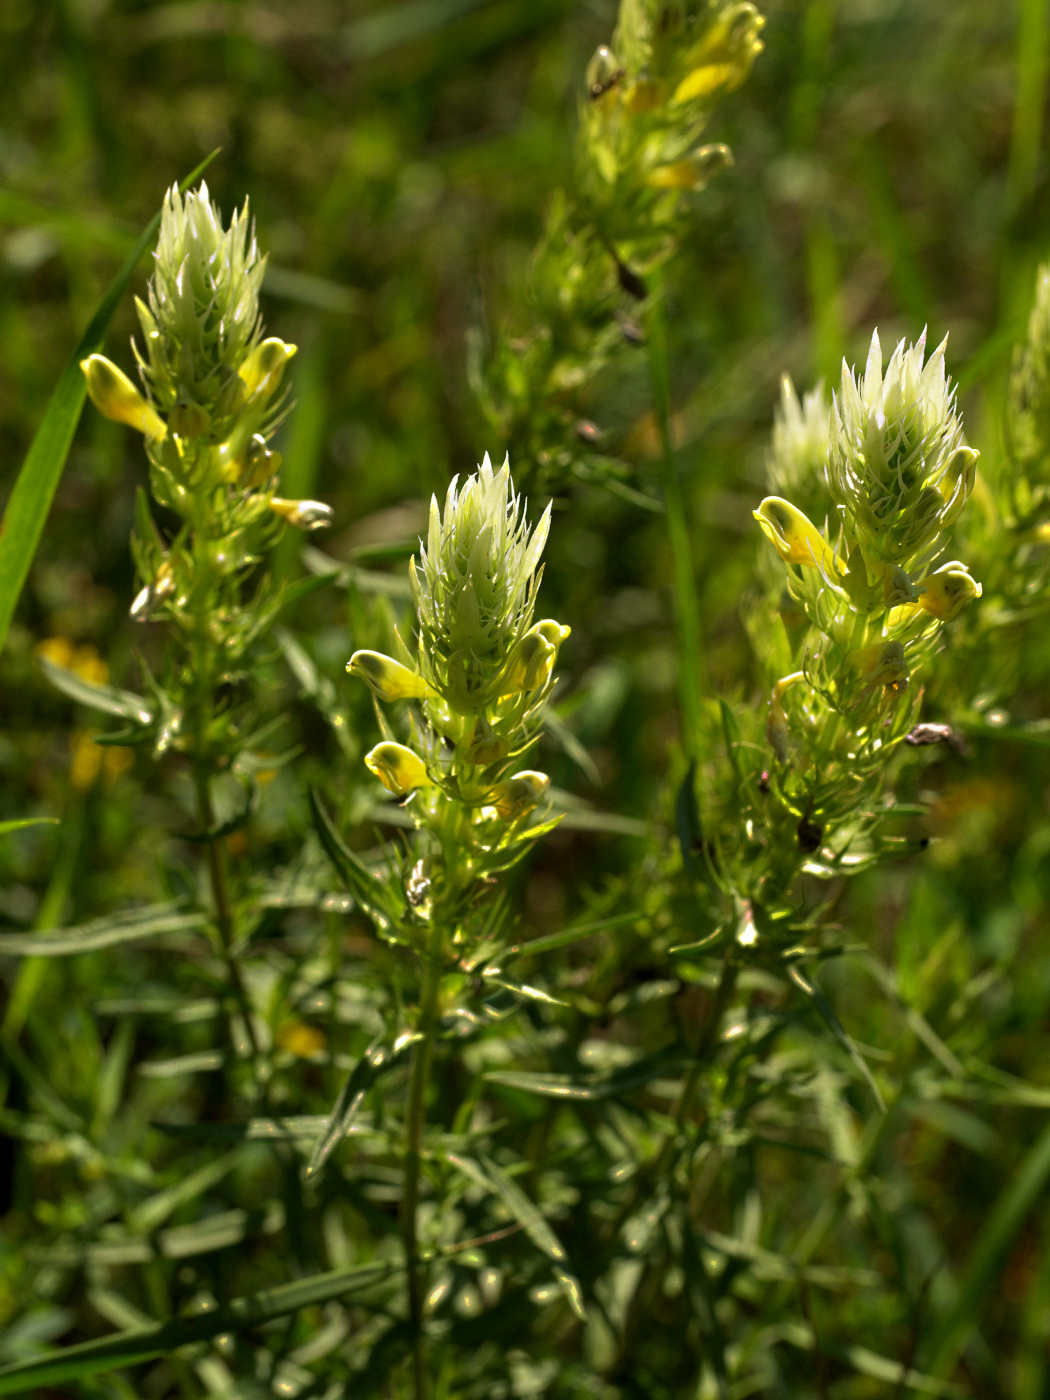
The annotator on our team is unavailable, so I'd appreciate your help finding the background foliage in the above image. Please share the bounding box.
[2,0,1050,1396]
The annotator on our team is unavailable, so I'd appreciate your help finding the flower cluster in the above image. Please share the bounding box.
[752,330,982,864]
[82,182,330,635]
[79,182,331,763]
[349,455,568,904]
[474,2,765,494]
[581,0,764,258]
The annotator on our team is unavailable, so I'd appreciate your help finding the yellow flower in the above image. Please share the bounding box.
[485,770,550,821]
[349,651,433,702]
[238,337,297,401]
[913,563,982,620]
[848,639,908,687]
[497,620,570,695]
[80,355,166,439]
[365,742,430,796]
[754,497,838,575]
[267,497,333,531]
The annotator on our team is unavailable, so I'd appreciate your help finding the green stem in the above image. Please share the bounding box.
[194,768,261,1064]
[402,917,444,1400]
[648,268,704,756]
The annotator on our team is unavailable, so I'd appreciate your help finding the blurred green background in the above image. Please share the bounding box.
[3,0,1050,1391]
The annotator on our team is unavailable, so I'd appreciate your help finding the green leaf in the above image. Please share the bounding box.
[0,818,59,837]
[153,1116,328,1142]
[788,965,886,1112]
[309,787,404,926]
[720,700,744,785]
[501,910,643,964]
[37,654,153,726]
[446,1152,585,1320]
[675,759,704,878]
[926,1116,1050,1377]
[485,1043,687,1101]
[0,152,218,655]
[0,905,206,958]
[305,1031,418,1180]
[0,1260,397,1394]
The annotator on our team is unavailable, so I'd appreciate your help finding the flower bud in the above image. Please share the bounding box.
[348,651,433,702]
[880,564,924,608]
[239,337,297,401]
[81,355,166,439]
[754,497,837,575]
[586,44,623,99]
[766,672,802,763]
[498,630,555,695]
[365,742,430,796]
[648,144,732,190]
[130,561,176,622]
[849,639,908,687]
[168,399,210,438]
[914,563,982,620]
[486,770,550,820]
[268,497,333,531]
[623,79,664,112]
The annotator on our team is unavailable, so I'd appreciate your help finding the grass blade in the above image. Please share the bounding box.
[0,151,217,654]
[0,1259,396,1394]
[927,1117,1050,1377]
[0,905,206,957]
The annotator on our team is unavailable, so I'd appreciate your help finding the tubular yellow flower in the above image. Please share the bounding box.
[754,497,837,575]
[80,355,166,439]
[848,640,908,687]
[913,562,982,620]
[647,145,733,191]
[239,337,297,401]
[365,742,430,796]
[486,770,550,820]
[348,651,433,702]
[267,497,333,531]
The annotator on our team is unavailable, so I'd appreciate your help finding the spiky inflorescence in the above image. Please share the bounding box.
[349,455,569,872]
[827,329,977,570]
[767,375,830,505]
[134,182,266,426]
[411,454,552,711]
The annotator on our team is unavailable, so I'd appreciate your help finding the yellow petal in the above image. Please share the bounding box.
[349,651,432,702]
[365,742,430,796]
[914,565,982,620]
[80,355,166,438]
[672,63,735,104]
[238,337,297,400]
[486,770,550,820]
[754,497,837,574]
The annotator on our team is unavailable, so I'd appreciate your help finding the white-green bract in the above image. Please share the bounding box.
[827,328,978,568]
[766,374,831,499]
[134,181,266,418]
[411,453,552,701]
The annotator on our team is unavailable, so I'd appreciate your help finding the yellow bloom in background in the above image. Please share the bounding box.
[37,638,109,686]
[276,1022,326,1058]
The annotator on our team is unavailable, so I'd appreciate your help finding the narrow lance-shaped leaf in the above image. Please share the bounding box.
[305,1030,419,1179]
[788,965,886,1113]
[0,151,218,654]
[446,1152,585,1320]
[37,654,153,726]
[0,1259,397,1395]
[926,1116,1050,1378]
[0,904,206,958]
